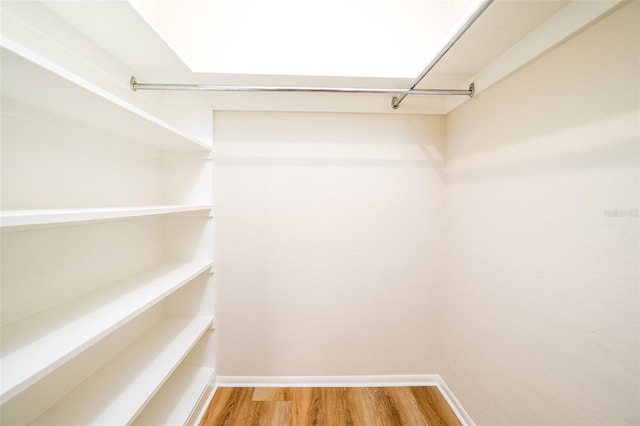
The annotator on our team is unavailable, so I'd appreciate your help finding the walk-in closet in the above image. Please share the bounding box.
[1,0,638,424]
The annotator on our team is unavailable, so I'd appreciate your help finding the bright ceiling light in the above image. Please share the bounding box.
[128,0,481,78]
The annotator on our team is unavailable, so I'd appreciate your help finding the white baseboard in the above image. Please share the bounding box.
[436,376,475,426]
[217,374,439,388]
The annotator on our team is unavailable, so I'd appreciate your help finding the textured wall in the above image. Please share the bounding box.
[213,111,445,376]
[440,3,639,424]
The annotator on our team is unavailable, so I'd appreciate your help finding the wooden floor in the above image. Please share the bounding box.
[199,386,462,425]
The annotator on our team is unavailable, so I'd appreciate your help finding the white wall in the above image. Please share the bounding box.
[441,3,639,425]
[213,111,445,375]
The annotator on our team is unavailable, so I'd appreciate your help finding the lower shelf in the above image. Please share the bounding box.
[1,259,212,405]
[133,366,216,426]
[31,315,213,426]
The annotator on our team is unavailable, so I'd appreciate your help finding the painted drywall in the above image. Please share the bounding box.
[440,2,639,425]
[213,111,445,375]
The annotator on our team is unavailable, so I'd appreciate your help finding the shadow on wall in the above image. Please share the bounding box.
[445,112,639,184]
[444,0,639,163]
[438,3,639,425]
[212,156,437,170]
[211,111,446,173]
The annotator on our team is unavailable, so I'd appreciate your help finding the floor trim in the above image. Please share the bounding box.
[216,374,473,425]
[217,374,440,388]
[436,376,475,426]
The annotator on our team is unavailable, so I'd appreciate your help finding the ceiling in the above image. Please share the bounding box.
[43,0,567,80]
[126,0,480,79]
[40,0,614,114]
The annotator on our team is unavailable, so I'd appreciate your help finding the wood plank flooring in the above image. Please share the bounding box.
[199,386,462,425]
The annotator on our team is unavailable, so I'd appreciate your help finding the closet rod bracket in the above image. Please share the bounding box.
[391,82,474,109]
[391,0,493,109]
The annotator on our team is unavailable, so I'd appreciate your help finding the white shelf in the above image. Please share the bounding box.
[133,366,216,426]
[0,40,211,152]
[0,260,213,405]
[31,315,213,426]
[0,205,212,230]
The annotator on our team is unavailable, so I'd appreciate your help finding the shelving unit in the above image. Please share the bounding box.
[0,17,216,425]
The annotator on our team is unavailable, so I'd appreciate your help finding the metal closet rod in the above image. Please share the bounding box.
[129,0,493,109]
[130,78,474,98]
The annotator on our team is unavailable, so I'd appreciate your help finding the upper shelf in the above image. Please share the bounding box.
[0,205,213,231]
[0,39,211,152]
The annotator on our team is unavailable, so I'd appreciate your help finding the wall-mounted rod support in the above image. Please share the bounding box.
[390,0,493,109]
[130,76,472,98]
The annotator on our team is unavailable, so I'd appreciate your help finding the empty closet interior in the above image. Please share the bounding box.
[0,1,638,425]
